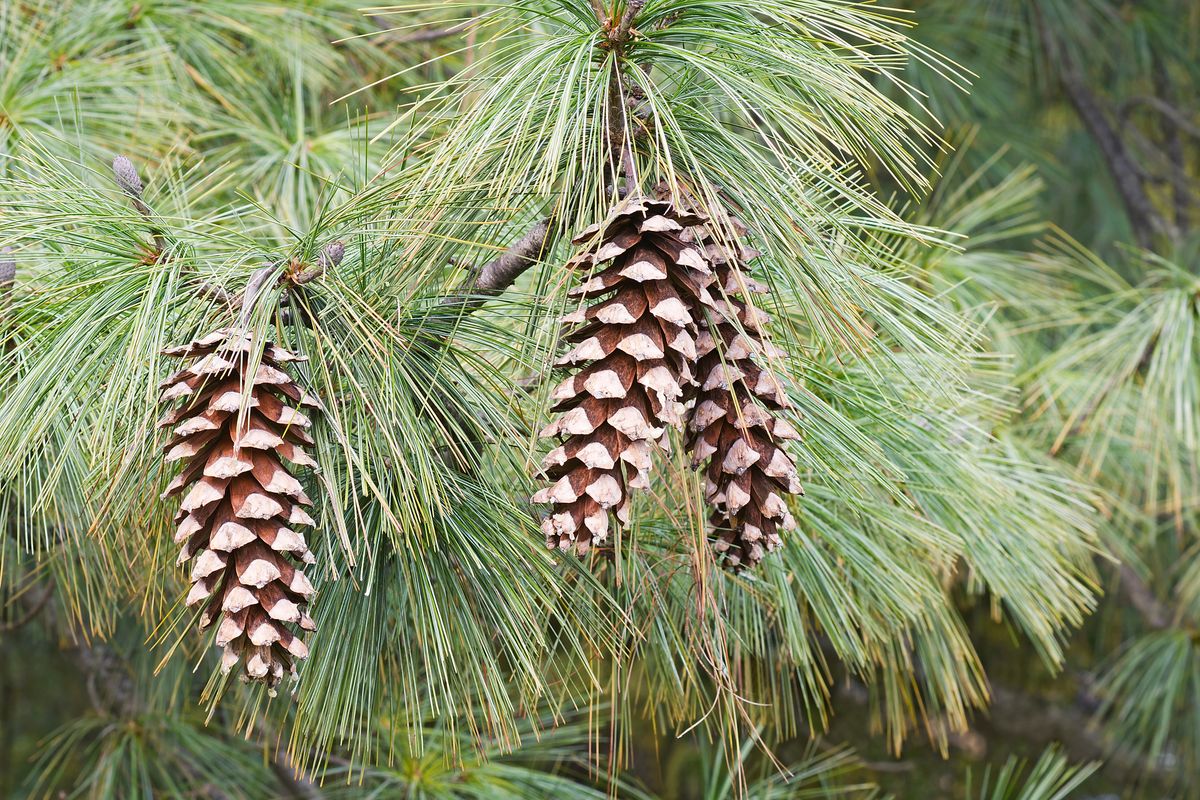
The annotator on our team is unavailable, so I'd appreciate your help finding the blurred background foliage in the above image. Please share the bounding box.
[0,0,1197,798]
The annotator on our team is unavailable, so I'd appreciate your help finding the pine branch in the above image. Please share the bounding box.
[256,723,323,800]
[112,155,168,256]
[440,217,554,318]
[1117,562,1171,631]
[987,683,1172,785]
[595,1,644,193]
[1119,95,1200,143]
[1033,15,1168,248]
[9,575,138,717]
[0,580,53,633]
[1150,57,1193,232]
[111,156,238,309]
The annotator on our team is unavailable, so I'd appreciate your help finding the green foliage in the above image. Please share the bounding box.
[0,0,1197,797]
[965,746,1098,800]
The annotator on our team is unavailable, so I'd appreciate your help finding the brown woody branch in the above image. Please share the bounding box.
[601,2,646,195]
[0,580,54,634]
[1151,58,1192,232]
[369,15,474,44]
[1119,95,1200,143]
[1033,15,1169,249]
[109,159,344,315]
[112,156,237,307]
[440,218,554,318]
[112,156,168,256]
[1117,562,1172,631]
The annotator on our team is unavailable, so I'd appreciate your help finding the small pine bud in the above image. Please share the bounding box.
[112,155,143,198]
[318,241,345,269]
[0,247,14,286]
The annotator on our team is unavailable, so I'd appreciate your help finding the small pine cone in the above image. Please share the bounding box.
[534,197,716,554]
[158,327,323,689]
[684,215,803,568]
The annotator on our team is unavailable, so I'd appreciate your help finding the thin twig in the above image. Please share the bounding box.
[1119,94,1200,142]
[1033,14,1168,249]
[239,265,282,325]
[254,722,323,800]
[195,281,236,308]
[0,247,14,318]
[439,218,554,318]
[0,580,54,634]
[370,14,476,44]
[600,1,645,194]
[112,156,239,308]
[614,0,643,40]
[290,241,345,287]
[1150,58,1192,232]
[1117,562,1171,631]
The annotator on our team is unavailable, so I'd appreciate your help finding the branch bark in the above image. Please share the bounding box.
[1117,562,1171,631]
[1119,95,1200,143]
[1151,59,1192,232]
[112,156,238,307]
[1034,16,1168,249]
[439,218,554,318]
[986,684,1172,785]
[0,580,54,633]
[597,1,644,195]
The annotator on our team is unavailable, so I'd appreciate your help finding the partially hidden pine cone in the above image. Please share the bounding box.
[685,213,803,568]
[159,327,322,689]
[533,197,716,554]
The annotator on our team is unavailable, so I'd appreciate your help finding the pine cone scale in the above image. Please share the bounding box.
[684,213,803,569]
[159,327,322,689]
[535,197,714,554]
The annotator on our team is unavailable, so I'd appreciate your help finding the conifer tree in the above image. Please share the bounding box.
[0,0,1196,797]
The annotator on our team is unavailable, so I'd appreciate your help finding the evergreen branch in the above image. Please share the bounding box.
[112,156,168,256]
[290,241,346,287]
[372,17,476,44]
[255,722,322,800]
[111,156,237,308]
[987,684,1165,785]
[0,579,54,634]
[12,575,139,718]
[440,217,554,317]
[1119,95,1200,143]
[1117,562,1171,631]
[1150,56,1193,232]
[1032,12,1168,248]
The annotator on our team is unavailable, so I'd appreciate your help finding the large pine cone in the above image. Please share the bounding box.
[159,327,322,689]
[685,215,803,568]
[534,197,715,554]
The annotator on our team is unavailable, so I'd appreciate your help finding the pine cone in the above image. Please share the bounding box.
[685,214,803,568]
[533,197,715,554]
[158,327,322,689]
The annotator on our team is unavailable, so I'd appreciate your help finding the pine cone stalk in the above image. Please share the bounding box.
[685,214,803,568]
[159,327,323,688]
[534,197,716,554]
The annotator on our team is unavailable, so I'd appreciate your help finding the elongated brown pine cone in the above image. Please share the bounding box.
[685,215,803,568]
[159,327,322,689]
[533,197,716,554]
